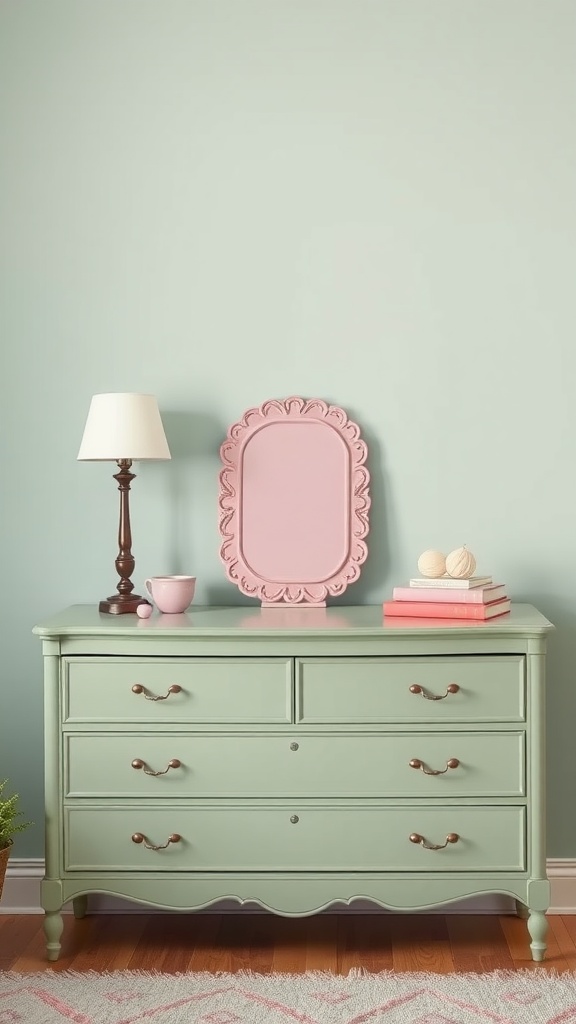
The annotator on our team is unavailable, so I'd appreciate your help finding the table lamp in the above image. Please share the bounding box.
[77,392,171,614]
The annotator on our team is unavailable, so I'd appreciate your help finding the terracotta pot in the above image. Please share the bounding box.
[0,840,12,901]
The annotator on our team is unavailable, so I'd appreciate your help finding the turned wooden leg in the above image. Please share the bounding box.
[73,895,88,919]
[44,910,64,961]
[528,909,548,962]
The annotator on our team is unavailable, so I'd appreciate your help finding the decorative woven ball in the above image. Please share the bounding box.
[445,546,477,579]
[417,550,447,578]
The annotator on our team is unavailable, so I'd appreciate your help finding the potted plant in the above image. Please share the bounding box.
[0,779,32,901]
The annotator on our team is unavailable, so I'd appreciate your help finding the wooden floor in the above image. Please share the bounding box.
[2,913,576,974]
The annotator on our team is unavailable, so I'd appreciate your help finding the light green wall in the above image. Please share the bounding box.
[1,0,575,858]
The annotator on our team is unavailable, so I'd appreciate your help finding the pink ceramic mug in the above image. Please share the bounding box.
[144,575,196,614]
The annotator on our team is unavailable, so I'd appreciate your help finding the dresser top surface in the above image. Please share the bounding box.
[33,603,553,639]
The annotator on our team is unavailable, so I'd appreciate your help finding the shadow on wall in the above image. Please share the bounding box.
[515,594,576,855]
[152,408,226,578]
[332,419,390,606]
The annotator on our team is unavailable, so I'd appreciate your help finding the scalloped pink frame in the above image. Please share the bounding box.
[218,397,370,606]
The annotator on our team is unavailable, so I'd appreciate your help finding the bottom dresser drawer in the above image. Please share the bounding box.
[64,805,526,873]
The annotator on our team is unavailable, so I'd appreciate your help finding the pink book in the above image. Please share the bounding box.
[383,598,511,620]
[392,584,507,605]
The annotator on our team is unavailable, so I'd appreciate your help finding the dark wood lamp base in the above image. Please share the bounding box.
[99,459,146,616]
[99,594,147,615]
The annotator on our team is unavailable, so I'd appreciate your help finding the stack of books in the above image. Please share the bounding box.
[383,575,511,620]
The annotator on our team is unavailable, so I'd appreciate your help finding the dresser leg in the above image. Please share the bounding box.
[528,909,548,961]
[44,910,64,962]
[73,895,88,919]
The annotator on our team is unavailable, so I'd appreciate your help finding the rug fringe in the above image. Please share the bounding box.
[2,968,576,980]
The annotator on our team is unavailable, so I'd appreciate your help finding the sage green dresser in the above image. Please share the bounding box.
[33,603,553,961]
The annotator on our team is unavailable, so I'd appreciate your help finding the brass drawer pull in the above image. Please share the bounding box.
[409,683,459,701]
[409,832,459,850]
[131,683,182,701]
[131,832,181,850]
[131,758,182,776]
[290,742,299,751]
[290,815,299,824]
[409,757,460,776]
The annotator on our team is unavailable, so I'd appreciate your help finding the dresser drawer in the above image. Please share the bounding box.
[64,804,526,872]
[63,658,292,723]
[64,732,525,799]
[297,656,525,723]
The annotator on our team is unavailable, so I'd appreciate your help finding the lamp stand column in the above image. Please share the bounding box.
[99,459,146,614]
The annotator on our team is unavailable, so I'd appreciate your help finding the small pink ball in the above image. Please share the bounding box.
[136,603,153,619]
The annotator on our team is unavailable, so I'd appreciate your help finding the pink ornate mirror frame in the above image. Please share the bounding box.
[218,397,370,606]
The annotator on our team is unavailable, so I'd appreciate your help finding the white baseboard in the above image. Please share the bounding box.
[3,858,575,915]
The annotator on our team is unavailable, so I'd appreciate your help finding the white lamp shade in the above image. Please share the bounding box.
[77,393,172,461]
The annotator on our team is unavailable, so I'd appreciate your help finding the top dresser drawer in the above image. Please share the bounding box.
[63,658,292,723]
[297,656,525,723]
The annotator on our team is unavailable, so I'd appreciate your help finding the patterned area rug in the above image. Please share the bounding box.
[1,969,576,1023]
